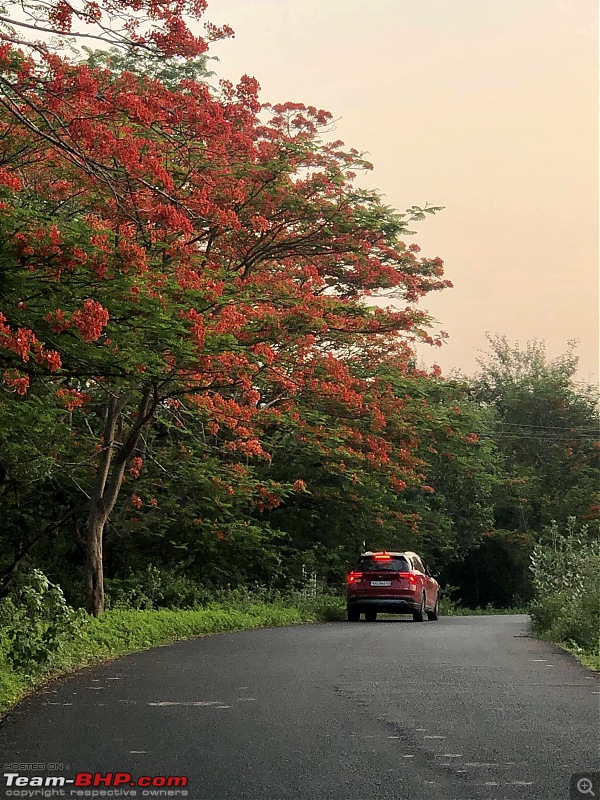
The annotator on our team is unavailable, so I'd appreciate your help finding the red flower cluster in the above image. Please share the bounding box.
[56,388,91,411]
[1,313,62,372]
[3,370,30,395]
[128,457,143,479]
[71,299,109,343]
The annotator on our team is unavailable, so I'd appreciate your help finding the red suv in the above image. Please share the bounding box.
[347,551,440,622]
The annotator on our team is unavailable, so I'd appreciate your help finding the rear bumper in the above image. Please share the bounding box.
[347,597,421,613]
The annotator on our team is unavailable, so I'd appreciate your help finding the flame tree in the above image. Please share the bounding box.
[0,1,453,614]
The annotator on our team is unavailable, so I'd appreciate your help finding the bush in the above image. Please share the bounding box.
[105,570,346,616]
[529,518,600,655]
[105,566,215,609]
[530,591,600,652]
[0,569,82,671]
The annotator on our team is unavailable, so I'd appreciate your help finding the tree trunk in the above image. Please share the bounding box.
[84,388,157,617]
[86,513,105,615]
[84,394,121,617]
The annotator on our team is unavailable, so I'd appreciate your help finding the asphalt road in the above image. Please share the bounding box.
[1,614,598,800]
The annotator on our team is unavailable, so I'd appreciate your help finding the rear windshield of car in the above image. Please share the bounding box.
[356,557,411,572]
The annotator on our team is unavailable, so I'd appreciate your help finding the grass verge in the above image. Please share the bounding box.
[439,600,529,616]
[0,596,345,719]
[567,647,600,672]
[528,633,600,673]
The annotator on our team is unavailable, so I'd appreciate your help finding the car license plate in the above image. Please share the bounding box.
[371,580,391,587]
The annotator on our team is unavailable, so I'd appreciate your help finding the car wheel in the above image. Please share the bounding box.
[427,597,439,621]
[364,610,377,622]
[347,606,360,622]
[412,594,427,622]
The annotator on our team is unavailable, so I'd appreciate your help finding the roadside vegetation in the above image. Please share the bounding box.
[528,518,600,670]
[438,601,529,617]
[0,0,598,715]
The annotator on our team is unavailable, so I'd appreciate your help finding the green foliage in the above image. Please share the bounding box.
[529,592,600,653]
[0,569,82,670]
[99,435,290,594]
[0,387,84,596]
[439,599,529,616]
[82,47,216,88]
[529,517,600,655]
[473,336,600,533]
[396,374,500,563]
[437,337,600,608]
[252,369,501,587]
[105,566,215,610]
[530,517,597,599]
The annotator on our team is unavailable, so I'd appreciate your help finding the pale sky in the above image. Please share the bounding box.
[209,0,598,384]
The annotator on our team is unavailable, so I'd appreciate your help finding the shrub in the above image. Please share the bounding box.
[0,569,82,671]
[105,566,214,609]
[529,518,600,653]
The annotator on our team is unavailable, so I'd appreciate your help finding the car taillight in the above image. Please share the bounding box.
[347,571,363,584]
[398,572,417,584]
[373,553,391,561]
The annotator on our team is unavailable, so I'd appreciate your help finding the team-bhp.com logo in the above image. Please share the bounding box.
[4,771,188,792]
